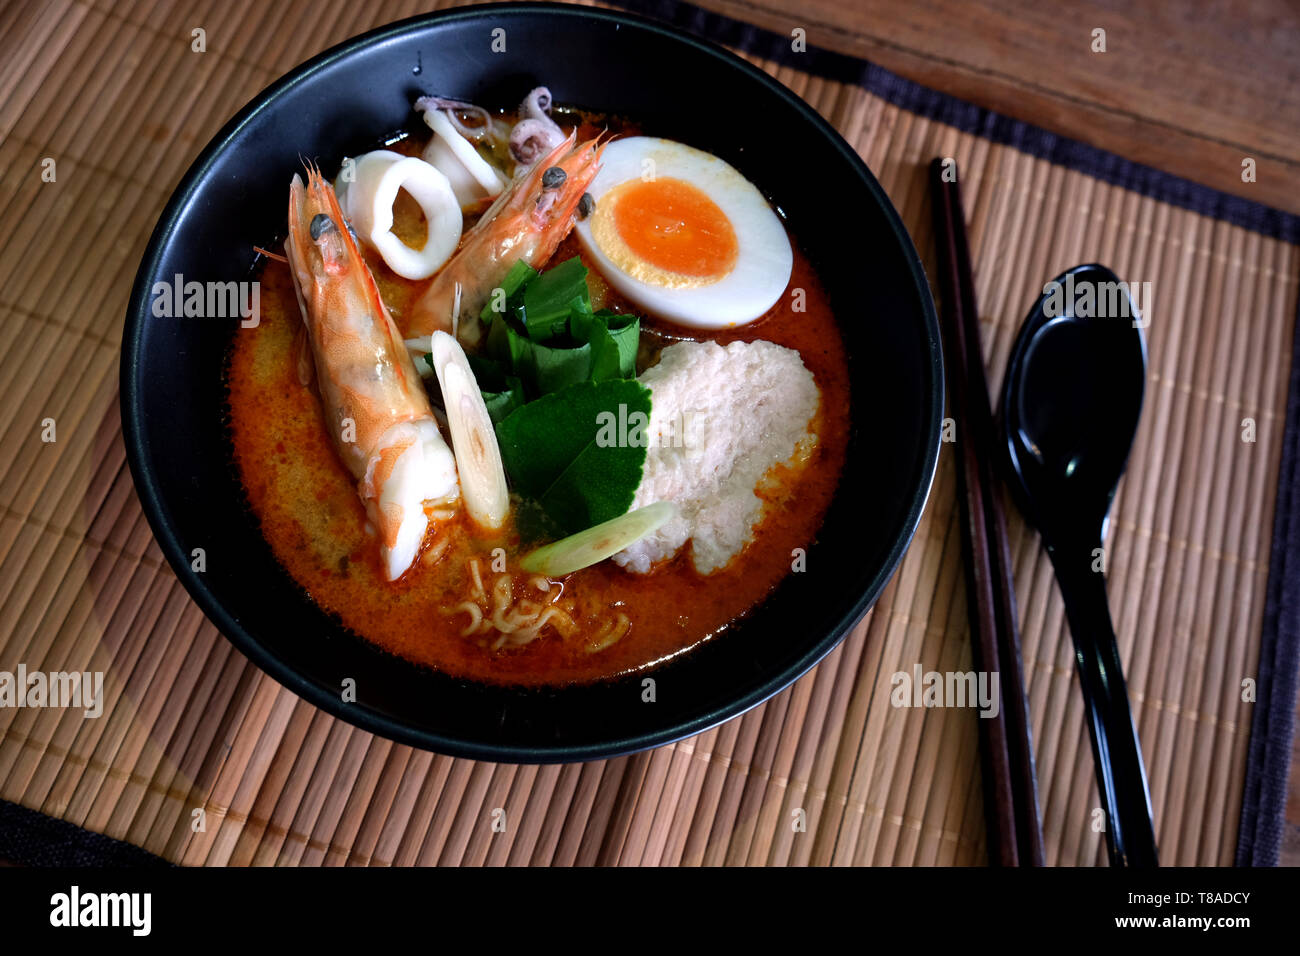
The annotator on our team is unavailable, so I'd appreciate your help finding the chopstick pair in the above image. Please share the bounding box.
[928,158,1045,866]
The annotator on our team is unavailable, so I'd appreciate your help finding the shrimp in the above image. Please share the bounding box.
[285,165,459,581]
[402,131,603,355]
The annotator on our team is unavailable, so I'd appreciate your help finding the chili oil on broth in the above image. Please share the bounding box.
[226,132,850,688]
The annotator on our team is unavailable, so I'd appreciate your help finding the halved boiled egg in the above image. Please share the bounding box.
[574,137,792,329]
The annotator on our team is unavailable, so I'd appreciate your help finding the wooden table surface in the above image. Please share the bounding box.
[693,0,1300,217]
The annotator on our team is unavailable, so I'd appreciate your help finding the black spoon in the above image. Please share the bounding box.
[999,263,1158,867]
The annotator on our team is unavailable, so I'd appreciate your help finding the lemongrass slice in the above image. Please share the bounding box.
[335,150,462,280]
[406,282,459,378]
[519,503,678,577]
[430,331,509,532]
[419,105,506,208]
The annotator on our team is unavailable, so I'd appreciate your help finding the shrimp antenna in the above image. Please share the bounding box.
[253,244,288,263]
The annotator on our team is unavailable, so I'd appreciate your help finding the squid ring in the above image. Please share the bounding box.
[336,150,462,280]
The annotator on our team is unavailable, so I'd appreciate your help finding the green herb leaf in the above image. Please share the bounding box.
[522,257,590,340]
[588,323,622,382]
[485,313,534,373]
[467,353,509,390]
[527,338,593,393]
[537,436,634,533]
[479,259,538,324]
[469,259,650,536]
[495,379,652,534]
[479,378,526,424]
[603,311,641,378]
[572,310,640,381]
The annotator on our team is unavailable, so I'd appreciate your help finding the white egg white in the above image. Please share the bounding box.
[574,137,792,329]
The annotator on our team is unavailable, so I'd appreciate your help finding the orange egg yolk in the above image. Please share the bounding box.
[610,177,739,280]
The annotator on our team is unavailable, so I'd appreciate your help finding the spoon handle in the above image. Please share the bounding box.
[1048,539,1159,867]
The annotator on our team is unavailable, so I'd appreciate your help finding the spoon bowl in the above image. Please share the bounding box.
[1006,264,1146,533]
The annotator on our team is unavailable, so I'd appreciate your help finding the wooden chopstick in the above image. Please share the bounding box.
[929,157,1046,866]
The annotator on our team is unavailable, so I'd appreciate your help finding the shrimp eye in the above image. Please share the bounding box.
[542,166,567,189]
[310,213,335,241]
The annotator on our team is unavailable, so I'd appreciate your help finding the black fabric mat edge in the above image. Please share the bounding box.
[1236,303,1300,866]
[0,800,173,868]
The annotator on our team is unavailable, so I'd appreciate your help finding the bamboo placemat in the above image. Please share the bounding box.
[1,0,1296,866]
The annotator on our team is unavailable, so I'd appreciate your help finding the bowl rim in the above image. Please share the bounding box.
[120,0,944,762]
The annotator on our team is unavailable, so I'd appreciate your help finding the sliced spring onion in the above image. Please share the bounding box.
[430,331,509,532]
[518,502,676,577]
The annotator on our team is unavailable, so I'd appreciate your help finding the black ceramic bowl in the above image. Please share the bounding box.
[121,2,942,762]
